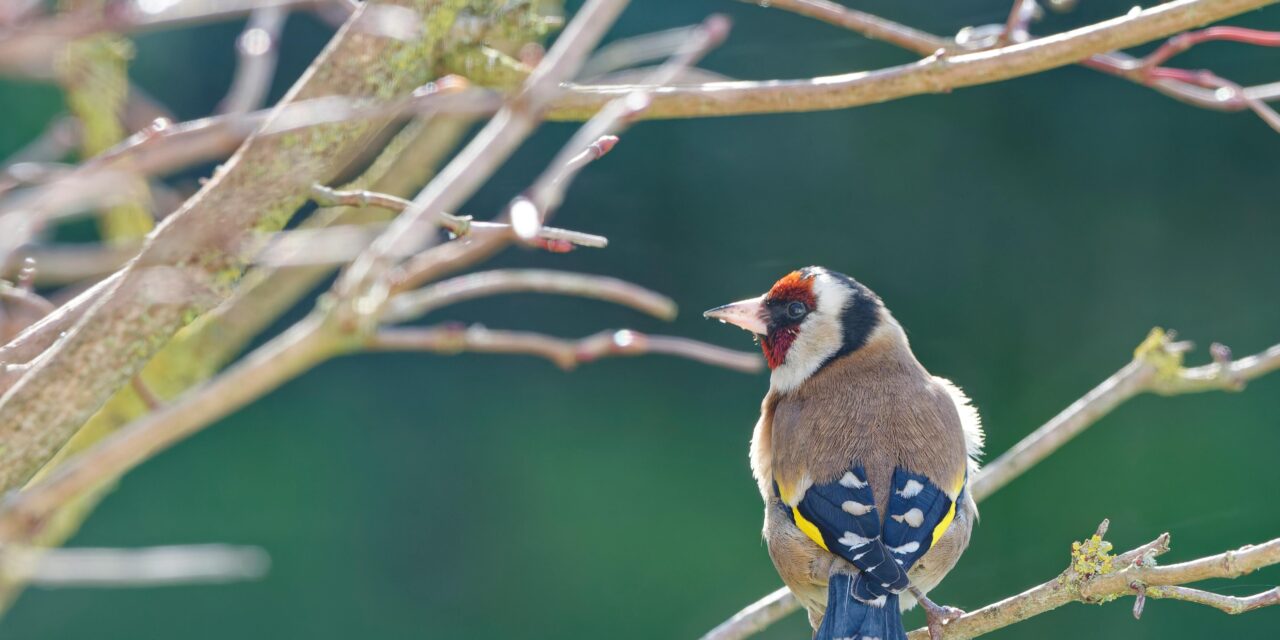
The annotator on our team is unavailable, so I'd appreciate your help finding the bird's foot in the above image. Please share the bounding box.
[910,587,964,640]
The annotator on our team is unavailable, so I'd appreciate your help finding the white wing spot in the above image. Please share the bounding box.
[889,541,920,555]
[866,595,887,608]
[842,500,873,516]
[839,471,868,489]
[897,479,924,498]
[839,531,873,550]
[890,508,925,527]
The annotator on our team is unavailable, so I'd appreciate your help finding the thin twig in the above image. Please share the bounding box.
[333,0,632,311]
[975,329,1280,500]
[308,183,608,251]
[389,14,729,294]
[218,6,288,115]
[731,0,945,54]
[1145,585,1280,615]
[368,325,763,372]
[0,77,477,252]
[1003,0,1041,44]
[0,0,335,79]
[384,269,677,324]
[2,544,269,587]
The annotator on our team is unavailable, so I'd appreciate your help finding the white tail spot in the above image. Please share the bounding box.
[890,508,925,527]
[838,531,873,550]
[839,471,868,489]
[889,541,920,555]
[897,479,924,498]
[842,500,873,516]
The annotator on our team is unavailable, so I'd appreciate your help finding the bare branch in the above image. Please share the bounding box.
[0,315,338,542]
[1003,0,1042,45]
[1,243,137,286]
[308,183,608,251]
[974,329,1280,501]
[390,14,729,293]
[562,0,1278,120]
[0,0,640,541]
[0,0,337,79]
[334,0,631,307]
[0,77,476,248]
[730,0,944,54]
[1143,585,1280,615]
[898,525,1280,639]
[368,325,763,373]
[2,544,269,587]
[0,0,480,495]
[384,269,678,324]
[218,6,289,115]
[701,587,797,640]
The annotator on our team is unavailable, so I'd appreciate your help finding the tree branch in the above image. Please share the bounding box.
[0,0,480,494]
[736,0,1280,118]
[384,269,678,324]
[974,329,1280,501]
[557,0,1277,120]
[369,325,764,372]
[309,182,609,252]
[900,522,1280,639]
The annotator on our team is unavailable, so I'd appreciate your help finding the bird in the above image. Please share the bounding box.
[704,267,984,640]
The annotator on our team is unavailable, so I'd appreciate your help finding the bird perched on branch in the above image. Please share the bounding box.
[705,267,983,640]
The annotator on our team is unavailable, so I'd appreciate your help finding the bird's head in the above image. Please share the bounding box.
[704,267,884,392]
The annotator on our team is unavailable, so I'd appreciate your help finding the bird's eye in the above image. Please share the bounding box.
[786,301,808,320]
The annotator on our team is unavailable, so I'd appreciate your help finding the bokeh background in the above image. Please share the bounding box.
[2,0,1278,638]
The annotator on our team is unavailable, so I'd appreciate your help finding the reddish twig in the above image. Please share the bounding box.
[368,325,763,373]
[1142,26,1280,69]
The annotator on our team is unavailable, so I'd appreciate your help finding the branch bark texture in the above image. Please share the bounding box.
[0,0,470,493]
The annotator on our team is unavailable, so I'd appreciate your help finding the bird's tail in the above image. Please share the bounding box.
[816,573,906,640]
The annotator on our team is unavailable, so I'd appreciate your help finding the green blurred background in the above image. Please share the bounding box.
[2,0,1278,638]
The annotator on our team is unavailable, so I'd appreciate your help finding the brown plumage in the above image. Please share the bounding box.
[706,267,983,639]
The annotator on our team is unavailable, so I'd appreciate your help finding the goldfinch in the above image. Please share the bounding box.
[705,267,983,640]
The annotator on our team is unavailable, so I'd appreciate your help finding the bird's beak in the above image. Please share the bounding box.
[703,295,768,336]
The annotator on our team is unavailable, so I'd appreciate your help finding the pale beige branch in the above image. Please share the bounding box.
[308,183,608,251]
[389,14,728,293]
[333,0,631,307]
[0,0,640,542]
[0,0,473,496]
[384,269,678,324]
[899,523,1280,639]
[973,329,1280,501]
[552,0,1278,120]
[2,544,269,587]
[217,6,288,115]
[1143,585,1280,615]
[368,325,763,372]
[0,0,340,79]
[701,587,797,640]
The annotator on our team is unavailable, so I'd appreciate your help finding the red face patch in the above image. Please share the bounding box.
[759,270,817,369]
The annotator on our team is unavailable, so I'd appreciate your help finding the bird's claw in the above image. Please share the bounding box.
[911,588,964,640]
